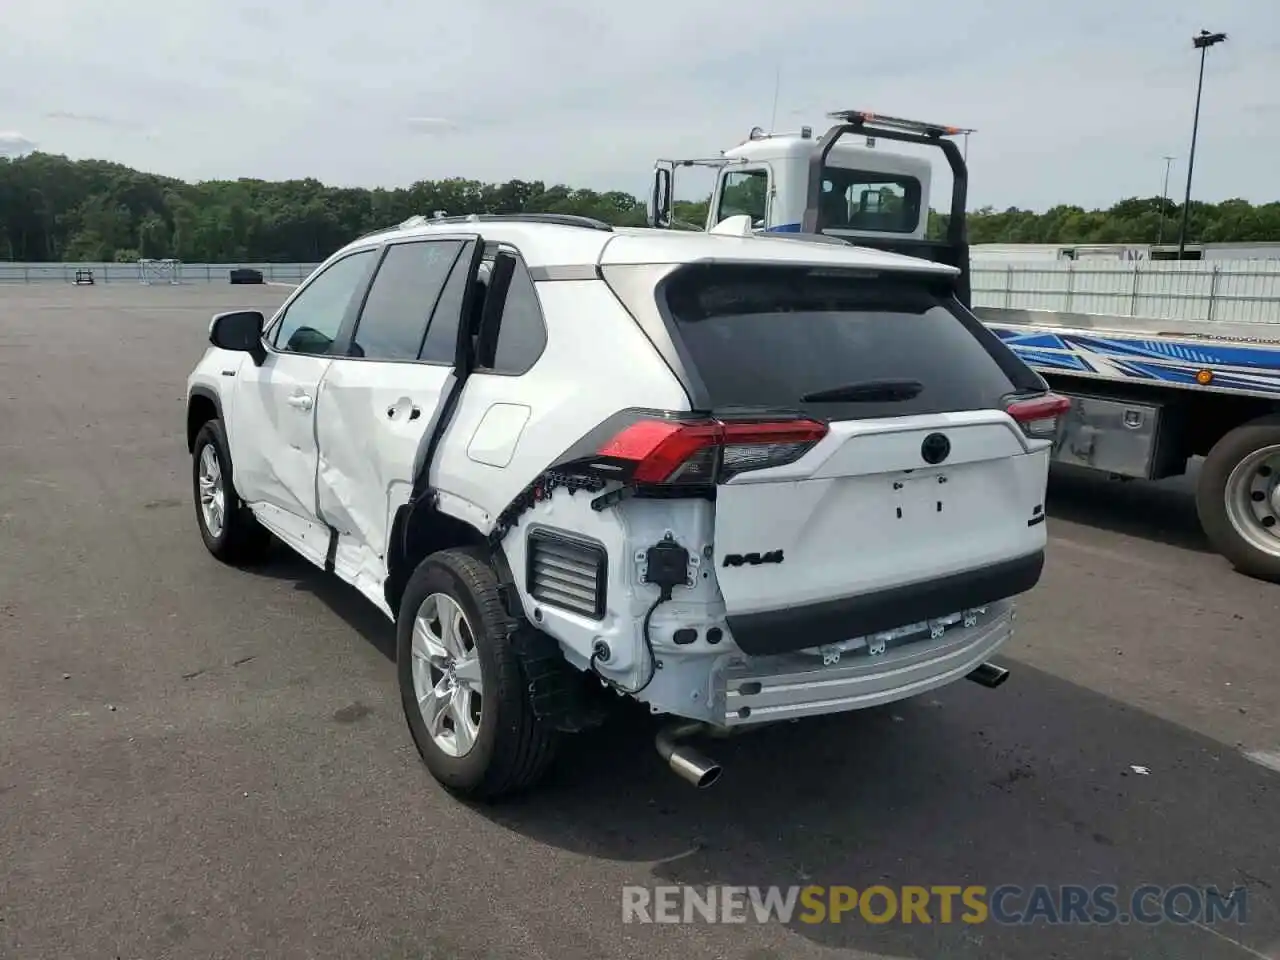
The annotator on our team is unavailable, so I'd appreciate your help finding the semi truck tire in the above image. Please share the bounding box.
[1196,415,1280,583]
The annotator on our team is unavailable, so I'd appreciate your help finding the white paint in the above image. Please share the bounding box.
[314,357,450,572]
[466,403,532,468]
[715,417,1047,617]
[249,502,330,569]
[601,226,956,276]
[1188,918,1275,960]
[431,278,689,530]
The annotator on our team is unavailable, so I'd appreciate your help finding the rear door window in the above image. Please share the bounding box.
[350,240,464,361]
[482,261,547,375]
[660,264,1017,421]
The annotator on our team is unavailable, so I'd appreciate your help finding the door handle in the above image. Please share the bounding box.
[287,394,314,410]
[387,402,422,420]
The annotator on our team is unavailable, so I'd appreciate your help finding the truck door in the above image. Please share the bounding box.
[711,166,772,230]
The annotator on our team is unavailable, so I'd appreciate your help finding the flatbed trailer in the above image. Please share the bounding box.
[976,308,1280,578]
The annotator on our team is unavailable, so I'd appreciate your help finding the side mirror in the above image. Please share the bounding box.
[650,165,673,228]
[210,310,267,365]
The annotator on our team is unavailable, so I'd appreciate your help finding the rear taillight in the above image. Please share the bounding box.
[595,416,828,484]
[1007,393,1071,440]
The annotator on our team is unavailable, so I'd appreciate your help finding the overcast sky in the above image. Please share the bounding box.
[1,0,1276,212]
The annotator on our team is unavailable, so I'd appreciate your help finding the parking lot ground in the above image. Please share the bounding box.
[1,284,1277,960]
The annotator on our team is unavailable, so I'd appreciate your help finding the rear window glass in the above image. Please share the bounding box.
[820,167,922,234]
[661,265,1017,420]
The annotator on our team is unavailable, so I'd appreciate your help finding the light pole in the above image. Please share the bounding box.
[1176,29,1227,260]
[1157,155,1175,245]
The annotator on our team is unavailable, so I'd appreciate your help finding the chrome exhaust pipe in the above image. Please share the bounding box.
[966,662,1010,688]
[655,721,723,788]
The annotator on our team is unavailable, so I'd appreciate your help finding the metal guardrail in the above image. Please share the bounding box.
[4,258,1280,323]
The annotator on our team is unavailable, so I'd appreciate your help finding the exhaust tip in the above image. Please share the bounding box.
[967,662,1010,689]
[689,758,723,789]
[667,747,723,789]
[656,721,723,788]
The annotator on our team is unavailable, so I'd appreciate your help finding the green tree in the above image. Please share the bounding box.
[2,151,1278,263]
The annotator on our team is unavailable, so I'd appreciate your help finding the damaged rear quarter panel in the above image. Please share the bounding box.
[431,277,689,546]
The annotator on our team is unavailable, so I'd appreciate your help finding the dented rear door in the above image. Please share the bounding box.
[314,235,480,590]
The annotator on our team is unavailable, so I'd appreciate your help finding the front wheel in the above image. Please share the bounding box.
[396,548,559,801]
[1196,416,1280,582]
[191,419,272,565]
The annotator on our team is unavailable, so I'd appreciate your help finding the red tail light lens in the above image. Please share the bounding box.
[1007,393,1070,440]
[598,417,829,484]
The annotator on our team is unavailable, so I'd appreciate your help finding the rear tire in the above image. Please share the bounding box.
[1196,416,1280,583]
[191,419,272,565]
[397,548,559,801]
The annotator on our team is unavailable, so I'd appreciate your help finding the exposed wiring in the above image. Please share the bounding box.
[589,589,669,696]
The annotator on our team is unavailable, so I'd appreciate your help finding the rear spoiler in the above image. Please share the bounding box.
[800,110,974,308]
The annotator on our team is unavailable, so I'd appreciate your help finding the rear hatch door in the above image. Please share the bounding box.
[658,262,1049,651]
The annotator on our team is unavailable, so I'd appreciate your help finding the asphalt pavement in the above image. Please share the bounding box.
[1,284,1277,960]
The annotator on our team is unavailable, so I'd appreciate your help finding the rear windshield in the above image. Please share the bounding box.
[820,167,922,234]
[660,264,1019,421]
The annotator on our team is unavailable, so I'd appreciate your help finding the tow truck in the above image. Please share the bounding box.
[648,110,1280,581]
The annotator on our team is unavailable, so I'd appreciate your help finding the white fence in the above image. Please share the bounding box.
[4,258,1280,323]
[0,261,321,285]
[971,258,1280,323]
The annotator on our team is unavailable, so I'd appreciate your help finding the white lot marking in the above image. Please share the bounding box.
[1243,748,1280,775]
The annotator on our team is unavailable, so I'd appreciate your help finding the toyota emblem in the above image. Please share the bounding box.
[921,432,951,465]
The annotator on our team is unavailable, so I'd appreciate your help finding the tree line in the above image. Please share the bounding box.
[2,151,1277,263]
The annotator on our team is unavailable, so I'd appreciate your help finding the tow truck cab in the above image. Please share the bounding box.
[650,110,974,307]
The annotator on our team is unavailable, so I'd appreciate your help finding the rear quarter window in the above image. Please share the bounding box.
[660,264,1022,421]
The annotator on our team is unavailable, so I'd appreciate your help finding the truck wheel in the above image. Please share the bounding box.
[1196,416,1280,582]
[191,419,272,565]
[396,548,559,801]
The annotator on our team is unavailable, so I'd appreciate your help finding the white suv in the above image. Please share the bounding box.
[185,213,1063,800]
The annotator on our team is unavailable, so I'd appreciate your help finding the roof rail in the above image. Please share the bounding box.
[400,212,614,232]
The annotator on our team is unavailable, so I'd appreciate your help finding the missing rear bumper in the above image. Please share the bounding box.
[716,601,1014,726]
[724,551,1042,656]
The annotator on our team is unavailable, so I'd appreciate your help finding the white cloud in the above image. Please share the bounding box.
[0,131,37,156]
[0,0,1275,209]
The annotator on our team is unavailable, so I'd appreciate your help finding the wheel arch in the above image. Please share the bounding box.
[187,386,224,453]
[385,497,519,618]
[1184,397,1280,460]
